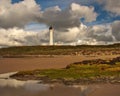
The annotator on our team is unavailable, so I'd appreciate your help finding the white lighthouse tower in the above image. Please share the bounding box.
[49,26,54,45]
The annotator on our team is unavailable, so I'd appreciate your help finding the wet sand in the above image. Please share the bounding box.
[89,84,120,96]
[0,55,119,74]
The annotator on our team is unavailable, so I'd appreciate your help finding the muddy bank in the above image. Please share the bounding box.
[10,74,120,85]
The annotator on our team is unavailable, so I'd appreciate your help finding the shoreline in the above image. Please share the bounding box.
[0,71,119,86]
[0,55,119,74]
[0,55,120,85]
[0,54,120,58]
[10,74,120,85]
[10,56,120,85]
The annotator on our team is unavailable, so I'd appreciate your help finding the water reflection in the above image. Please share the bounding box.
[0,79,49,91]
[0,72,119,96]
[0,72,94,96]
[0,78,92,96]
[0,72,17,79]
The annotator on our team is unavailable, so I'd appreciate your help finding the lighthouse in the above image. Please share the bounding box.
[49,26,54,45]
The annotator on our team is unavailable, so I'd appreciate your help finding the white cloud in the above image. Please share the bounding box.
[97,0,120,16]
[111,20,120,41]
[0,0,41,28]
[0,27,49,47]
[54,23,115,45]
[0,0,97,30]
[71,3,97,22]
[0,0,119,46]
[0,0,99,46]
[38,3,97,30]
[87,25,114,43]
[0,22,119,46]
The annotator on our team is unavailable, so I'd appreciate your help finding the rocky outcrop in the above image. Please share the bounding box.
[72,56,120,65]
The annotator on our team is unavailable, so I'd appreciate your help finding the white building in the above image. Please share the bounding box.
[49,26,54,45]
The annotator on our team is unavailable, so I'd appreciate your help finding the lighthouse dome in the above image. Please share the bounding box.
[49,26,53,30]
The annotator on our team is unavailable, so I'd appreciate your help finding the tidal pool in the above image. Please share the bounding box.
[0,72,120,96]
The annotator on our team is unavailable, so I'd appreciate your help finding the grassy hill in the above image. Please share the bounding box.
[0,43,120,56]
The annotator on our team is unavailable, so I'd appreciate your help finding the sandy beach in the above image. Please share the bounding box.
[0,55,119,74]
[0,55,120,96]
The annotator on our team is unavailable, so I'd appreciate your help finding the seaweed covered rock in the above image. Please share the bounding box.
[73,56,120,65]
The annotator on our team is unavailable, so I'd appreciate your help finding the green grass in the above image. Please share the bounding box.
[15,63,120,80]
[0,44,120,56]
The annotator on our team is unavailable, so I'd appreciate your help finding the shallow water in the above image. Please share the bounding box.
[0,72,120,96]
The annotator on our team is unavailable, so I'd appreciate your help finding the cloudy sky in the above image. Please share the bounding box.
[0,0,120,47]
